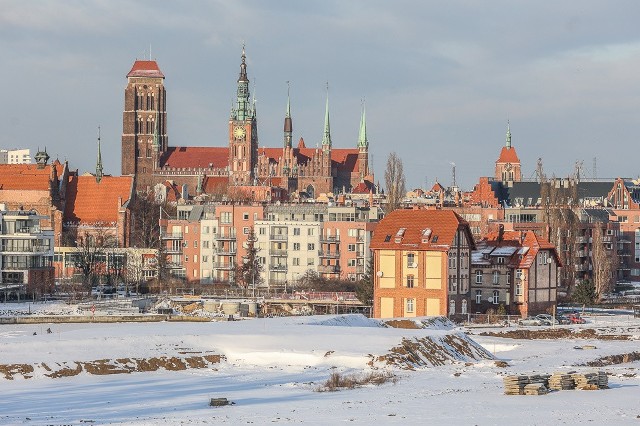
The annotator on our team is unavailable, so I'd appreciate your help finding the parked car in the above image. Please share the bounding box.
[535,314,559,326]
[518,316,543,326]
[567,313,586,324]
[555,315,571,325]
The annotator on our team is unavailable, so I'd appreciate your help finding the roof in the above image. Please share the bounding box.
[370,209,473,251]
[257,146,361,174]
[352,180,375,194]
[499,180,615,207]
[64,175,133,224]
[161,147,229,169]
[496,146,520,163]
[0,162,62,191]
[127,60,164,78]
[480,230,560,268]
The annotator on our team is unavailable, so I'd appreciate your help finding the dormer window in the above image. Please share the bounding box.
[497,257,504,264]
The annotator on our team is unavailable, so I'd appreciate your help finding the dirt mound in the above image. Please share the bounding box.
[376,333,494,369]
[585,351,640,367]
[0,354,224,380]
[478,328,631,340]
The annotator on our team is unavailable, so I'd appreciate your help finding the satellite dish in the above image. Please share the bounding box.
[376,271,383,277]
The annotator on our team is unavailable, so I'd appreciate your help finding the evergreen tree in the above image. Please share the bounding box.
[355,259,374,306]
[572,279,597,305]
[238,227,263,290]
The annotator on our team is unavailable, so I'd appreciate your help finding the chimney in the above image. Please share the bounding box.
[498,224,505,243]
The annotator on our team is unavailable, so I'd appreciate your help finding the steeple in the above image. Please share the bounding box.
[358,101,368,148]
[284,81,292,148]
[505,120,512,149]
[321,83,331,149]
[233,44,251,121]
[96,126,103,183]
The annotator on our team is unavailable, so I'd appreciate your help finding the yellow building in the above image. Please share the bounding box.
[371,209,474,318]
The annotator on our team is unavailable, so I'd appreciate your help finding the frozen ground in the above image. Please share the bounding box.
[0,307,639,425]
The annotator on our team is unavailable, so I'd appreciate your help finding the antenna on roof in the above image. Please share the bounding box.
[592,157,597,181]
[149,43,152,60]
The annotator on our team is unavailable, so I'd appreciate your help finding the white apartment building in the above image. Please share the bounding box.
[0,149,32,164]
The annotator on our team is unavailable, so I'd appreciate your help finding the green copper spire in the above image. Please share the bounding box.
[505,120,512,149]
[233,45,251,121]
[284,81,292,148]
[96,126,103,183]
[358,101,368,148]
[321,83,331,149]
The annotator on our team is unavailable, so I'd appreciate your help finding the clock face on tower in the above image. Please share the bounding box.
[233,126,246,139]
[505,163,512,171]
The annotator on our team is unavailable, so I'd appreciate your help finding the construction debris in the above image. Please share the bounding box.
[503,371,608,395]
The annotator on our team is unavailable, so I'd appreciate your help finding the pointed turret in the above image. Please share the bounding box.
[284,82,292,148]
[505,120,512,149]
[321,84,332,150]
[358,102,368,148]
[96,126,103,183]
[34,147,50,169]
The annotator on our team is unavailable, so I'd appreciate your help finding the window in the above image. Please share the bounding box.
[293,243,300,251]
[308,228,314,236]
[221,212,232,224]
[407,253,416,268]
[449,299,456,315]
[203,241,209,249]
[492,290,499,305]
[475,270,483,284]
[293,258,300,266]
[194,241,198,248]
[348,259,356,267]
[259,227,266,235]
[506,273,511,285]
[184,255,189,263]
[307,258,315,266]
[461,300,467,314]
[448,255,456,269]
[405,298,415,313]
[515,283,523,296]
[202,255,208,263]
[497,257,504,264]
[307,243,315,251]
[348,244,356,252]
[475,290,482,304]
[492,271,499,285]
[348,228,357,237]
[243,227,249,235]
[194,255,198,263]
[293,228,300,236]
[243,213,249,220]
[202,226,209,234]
[406,275,414,288]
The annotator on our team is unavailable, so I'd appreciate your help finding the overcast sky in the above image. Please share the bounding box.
[2,1,639,189]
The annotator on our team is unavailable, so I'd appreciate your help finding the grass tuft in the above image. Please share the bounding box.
[316,371,397,392]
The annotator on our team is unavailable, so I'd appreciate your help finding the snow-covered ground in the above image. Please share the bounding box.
[1,308,639,425]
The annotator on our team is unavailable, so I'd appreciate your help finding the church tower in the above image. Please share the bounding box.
[495,121,521,183]
[320,87,332,177]
[229,46,258,186]
[121,59,167,190]
[357,102,369,180]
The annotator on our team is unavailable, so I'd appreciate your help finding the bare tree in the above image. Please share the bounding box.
[384,152,406,213]
[591,225,617,299]
[130,191,175,249]
[70,229,118,293]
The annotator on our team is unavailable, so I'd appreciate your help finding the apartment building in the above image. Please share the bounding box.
[0,208,54,300]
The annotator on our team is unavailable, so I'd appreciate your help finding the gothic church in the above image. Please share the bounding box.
[121,48,374,201]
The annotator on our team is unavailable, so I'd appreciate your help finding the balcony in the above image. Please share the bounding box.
[213,262,235,270]
[320,235,340,243]
[165,261,184,269]
[269,264,287,271]
[161,232,183,240]
[1,245,51,254]
[215,233,237,241]
[356,251,366,258]
[355,265,365,274]
[319,250,340,258]
[574,264,587,272]
[575,236,588,244]
[269,234,288,241]
[216,248,237,255]
[270,249,288,257]
[165,247,183,255]
[318,265,340,274]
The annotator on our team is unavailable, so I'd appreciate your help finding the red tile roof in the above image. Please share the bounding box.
[64,175,133,224]
[496,146,520,163]
[257,146,360,173]
[203,176,229,194]
[161,147,229,169]
[371,209,471,251]
[127,60,164,78]
[352,180,375,194]
[483,230,560,267]
[0,163,61,191]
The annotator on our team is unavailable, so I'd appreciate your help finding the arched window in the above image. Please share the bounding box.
[449,299,456,315]
[461,299,468,314]
[306,185,315,199]
[492,290,499,305]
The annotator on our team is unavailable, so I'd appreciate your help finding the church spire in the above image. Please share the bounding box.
[96,126,103,183]
[321,83,331,149]
[284,81,292,148]
[505,120,512,149]
[233,44,251,121]
[358,101,368,148]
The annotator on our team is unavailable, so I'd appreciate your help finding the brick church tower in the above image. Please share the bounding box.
[121,60,167,190]
[495,121,521,183]
[228,47,258,186]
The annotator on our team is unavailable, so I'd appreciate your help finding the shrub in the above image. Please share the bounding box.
[316,371,397,392]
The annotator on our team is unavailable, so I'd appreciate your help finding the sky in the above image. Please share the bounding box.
[1,1,640,190]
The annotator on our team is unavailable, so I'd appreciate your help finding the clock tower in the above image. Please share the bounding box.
[229,46,257,186]
[495,121,521,183]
